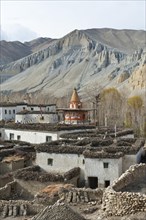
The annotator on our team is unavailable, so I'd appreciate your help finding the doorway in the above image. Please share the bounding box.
[88,177,98,189]
[104,180,110,188]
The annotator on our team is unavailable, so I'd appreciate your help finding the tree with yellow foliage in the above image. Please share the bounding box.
[127,95,144,135]
[100,87,123,127]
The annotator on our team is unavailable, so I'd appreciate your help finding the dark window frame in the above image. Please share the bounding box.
[47,158,53,166]
[46,136,52,142]
[17,135,21,141]
[103,162,109,168]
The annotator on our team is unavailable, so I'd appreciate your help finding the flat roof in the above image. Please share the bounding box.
[16,111,57,115]
[0,102,56,107]
[4,123,96,132]
[36,138,145,158]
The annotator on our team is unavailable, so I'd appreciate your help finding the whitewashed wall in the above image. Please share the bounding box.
[16,104,27,113]
[15,113,58,124]
[36,152,85,183]
[0,106,16,121]
[36,152,123,188]
[0,104,56,121]
[26,105,56,112]
[3,128,95,144]
[85,157,123,187]
[4,129,58,143]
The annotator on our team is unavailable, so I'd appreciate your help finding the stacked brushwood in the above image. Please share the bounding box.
[14,166,80,182]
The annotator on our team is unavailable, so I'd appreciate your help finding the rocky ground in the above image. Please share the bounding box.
[2,203,146,220]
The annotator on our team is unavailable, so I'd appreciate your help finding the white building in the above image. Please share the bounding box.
[35,139,144,188]
[1,124,95,144]
[0,102,27,121]
[0,102,57,123]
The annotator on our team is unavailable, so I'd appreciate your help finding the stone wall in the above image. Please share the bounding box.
[0,175,13,188]
[0,181,16,200]
[61,188,103,204]
[102,163,146,216]
[0,200,45,218]
[0,159,24,175]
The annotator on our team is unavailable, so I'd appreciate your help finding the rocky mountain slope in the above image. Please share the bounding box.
[0,37,53,65]
[0,28,145,99]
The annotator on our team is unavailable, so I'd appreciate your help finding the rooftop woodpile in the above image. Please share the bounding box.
[0,144,35,162]
[4,123,96,131]
[60,128,134,139]
[36,138,145,158]
[36,144,87,154]
[83,150,123,158]
[14,166,80,182]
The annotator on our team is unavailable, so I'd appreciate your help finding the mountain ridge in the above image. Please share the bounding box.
[0,28,146,100]
[0,37,54,65]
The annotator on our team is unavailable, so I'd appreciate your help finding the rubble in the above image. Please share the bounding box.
[31,202,86,220]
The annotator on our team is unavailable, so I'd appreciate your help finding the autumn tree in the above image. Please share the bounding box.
[100,87,123,127]
[126,95,144,135]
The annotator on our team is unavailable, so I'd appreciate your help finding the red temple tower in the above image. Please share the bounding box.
[64,88,88,124]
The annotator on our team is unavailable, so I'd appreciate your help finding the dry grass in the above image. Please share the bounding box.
[40,183,73,195]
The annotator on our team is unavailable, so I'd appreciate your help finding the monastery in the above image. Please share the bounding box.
[59,88,91,124]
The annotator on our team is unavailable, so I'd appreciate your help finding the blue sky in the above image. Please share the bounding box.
[1,0,146,42]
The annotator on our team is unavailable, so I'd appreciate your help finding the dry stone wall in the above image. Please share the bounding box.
[0,181,16,200]
[102,163,146,216]
[0,200,45,218]
[60,188,103,205]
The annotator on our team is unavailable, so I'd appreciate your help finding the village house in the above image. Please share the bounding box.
[35,138,145,188]
[15,104,58,124]
[0,124,95,144]
[0,102,26,122]
[0,102,58,124]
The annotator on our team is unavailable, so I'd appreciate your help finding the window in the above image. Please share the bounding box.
[47,158,53,166]
[83,159,85,164]
[46,136,52,142]
[40,116,44,120]
[9,110,11,114]
[31,107,34,111]
[17,135,21,141]
[48,107,49,111]
[0,133,2,138]
[104,180,110,188]
[103,162,109,168]
[23,107,26,110]
[10,133,14,140]
[5,110,7,114]
[13,110,15,114]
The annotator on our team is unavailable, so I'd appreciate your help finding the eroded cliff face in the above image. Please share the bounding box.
[128,63,146,92]
[0,28,145,99]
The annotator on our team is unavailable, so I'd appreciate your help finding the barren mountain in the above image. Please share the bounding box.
[24,37,54,53]
[0,38,53,65]
[0,28,145,99]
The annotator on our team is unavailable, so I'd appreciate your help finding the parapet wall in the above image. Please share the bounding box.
[102,163,146,216]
